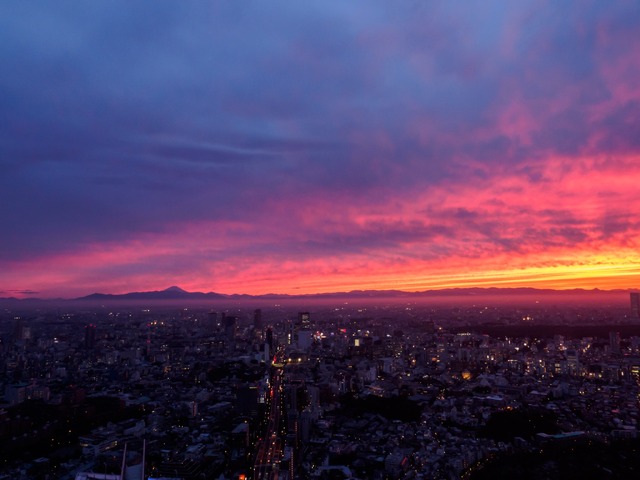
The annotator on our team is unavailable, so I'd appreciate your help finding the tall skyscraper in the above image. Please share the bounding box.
[609,331,621,354]
[265,327,274,351]
[12,316,24,342]
[223,315,237,340]
[298,312,310,326]
[84,324,97,349]
[254,309,263,331]
[631,292,640,320]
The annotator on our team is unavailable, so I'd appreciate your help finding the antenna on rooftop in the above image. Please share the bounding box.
[141,439,146,480]
[120,442,127,480]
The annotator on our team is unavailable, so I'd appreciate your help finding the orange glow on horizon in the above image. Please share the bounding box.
[3,251,640,299]
[2,155,638,299]
[209,260,640,296]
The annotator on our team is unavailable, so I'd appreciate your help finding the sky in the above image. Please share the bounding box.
[1,1,640,298]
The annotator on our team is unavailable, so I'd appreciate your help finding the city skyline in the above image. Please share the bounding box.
[2,1,640,299]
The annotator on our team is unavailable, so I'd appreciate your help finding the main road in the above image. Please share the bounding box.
[253,353,285,480]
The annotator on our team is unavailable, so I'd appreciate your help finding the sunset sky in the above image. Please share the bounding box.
[1,1,640,298]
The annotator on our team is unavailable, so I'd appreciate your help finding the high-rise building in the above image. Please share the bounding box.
[12,316,24,342]
[609,331,621,354]
[265,327,273,351]
[223,315,237,340]
[84,324,97,349]
[297,329,313,351]
[298,312,310,326]
[565,349,581,376]
[286,312,311,346]
[208,310,218,329]
[631,292,640,320]
[253,309,263,338]
[286,319,295,345]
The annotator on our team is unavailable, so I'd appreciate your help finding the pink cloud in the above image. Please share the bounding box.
[5,150,638,298]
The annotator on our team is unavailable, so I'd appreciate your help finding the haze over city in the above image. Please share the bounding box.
[1,1,640,299]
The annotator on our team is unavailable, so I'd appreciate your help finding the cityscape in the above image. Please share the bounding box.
[2,1,640,479]
[1,289,640,479]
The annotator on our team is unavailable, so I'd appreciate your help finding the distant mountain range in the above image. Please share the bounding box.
[0,285,633,303]
[78,285,227,301]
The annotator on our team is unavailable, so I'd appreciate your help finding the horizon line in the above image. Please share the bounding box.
[2,285,638,302]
